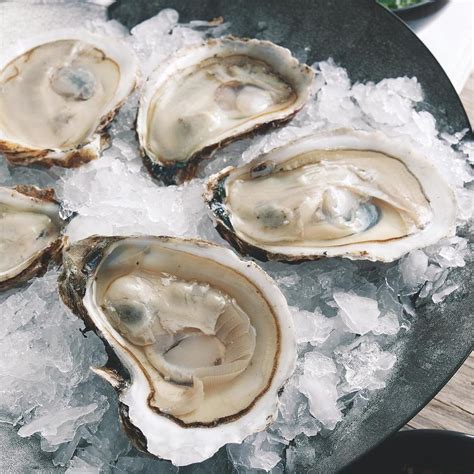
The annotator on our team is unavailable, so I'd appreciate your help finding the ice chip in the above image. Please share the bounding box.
[333,292,380,335]
[290,307,335,345]
[227,431,284,472]
[18,403,100,441]
[399,250,429,288]
[275,373,321,441]
[298,352,342,429]
[432,283,460,304]
[336,337,397,394]
[372,311,400,336]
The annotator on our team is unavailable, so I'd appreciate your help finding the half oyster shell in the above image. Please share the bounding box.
[0,30,138,167]
[205,129,458,262]
[137,37,315,185]
[0,185,67,290]
[58,235,296,466]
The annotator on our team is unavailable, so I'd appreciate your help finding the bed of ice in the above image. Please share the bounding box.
[0,6,473,473]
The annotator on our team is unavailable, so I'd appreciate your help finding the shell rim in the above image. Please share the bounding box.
[136,36,315,184]
[58,235,296,465]
[0,29,139,165]
[203,128,459,263]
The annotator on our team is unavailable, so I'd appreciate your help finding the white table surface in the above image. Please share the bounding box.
[406,0,473,92]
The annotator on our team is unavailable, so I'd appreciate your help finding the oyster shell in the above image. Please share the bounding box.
[0,185,67,290]
[205,129,458,262]
[58,235,296,466]
[0,30,138,167]
[137,37,315,185]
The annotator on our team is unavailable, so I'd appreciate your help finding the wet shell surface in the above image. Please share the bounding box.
[0,185,67,290]
[137,37,315,185]
[58,235,296,466]
[0,30,139,168]
[205,128,458,262]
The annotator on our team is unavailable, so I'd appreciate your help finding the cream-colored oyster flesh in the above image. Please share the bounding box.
[58,236,296,465]
[205,129,457,262]
[99,268,263,424]
[0,40,119,150]
[228,149,432,246]
[146,56,296,164]
[137,37,314,184]
[0,186,65,289]
[0,31,138,167]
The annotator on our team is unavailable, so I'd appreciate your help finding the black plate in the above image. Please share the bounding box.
[109,0,473,471]
[1,1,472,472]
[110,0,472,134]
[343,429,474,473]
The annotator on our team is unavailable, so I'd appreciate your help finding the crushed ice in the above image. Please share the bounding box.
[0,5,472,473]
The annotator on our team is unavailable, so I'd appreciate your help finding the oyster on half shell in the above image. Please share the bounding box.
[58,235,296,466]
[0,30,138,167]
[0,185,67,291]
[205,129,458,262]
[137,37,315,185]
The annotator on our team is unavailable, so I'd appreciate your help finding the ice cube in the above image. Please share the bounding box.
[333,292,380,335]
[336,337,397,394]
[274,373,321,441]
[290,307,335,346]
[399,250,429,288]
[298,352,342,430]
[432,283,460,304]
[227,431,284,472]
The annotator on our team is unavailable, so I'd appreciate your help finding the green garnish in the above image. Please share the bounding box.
[378,0,427,9]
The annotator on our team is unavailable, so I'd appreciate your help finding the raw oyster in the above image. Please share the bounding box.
[58,235,296,466]
[205,129,457,262]
[137,37,315,185]
[0,185,67,290]
[0,30,138,167]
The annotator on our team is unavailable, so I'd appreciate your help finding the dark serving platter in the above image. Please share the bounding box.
[343,429,474,472]
[111,1,473,472]
[0,0,472,472]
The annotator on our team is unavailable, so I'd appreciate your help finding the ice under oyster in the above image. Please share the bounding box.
[58,235,296,466]
[205,129,458,262]
[137,37,315,185]
[0,185,67,290]
[0,30,138,167]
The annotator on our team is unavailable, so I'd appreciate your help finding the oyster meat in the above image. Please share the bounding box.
[0,185,67,290]
[58,235,296,466]
[0,30,138,167]
[205,129,457,262]
[137,37,315,184]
